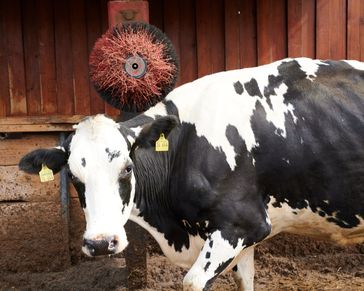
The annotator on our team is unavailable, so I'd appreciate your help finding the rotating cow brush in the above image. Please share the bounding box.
[89,22,179,112]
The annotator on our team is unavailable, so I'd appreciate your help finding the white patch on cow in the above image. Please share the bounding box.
[183,230,245,290]
[295,57,327,81]
[69,115,135,253]
[345,60,364,71]
[266,196,364,244]
[130,208,205,268]
[143,102,167,119]
[161,59,299,170]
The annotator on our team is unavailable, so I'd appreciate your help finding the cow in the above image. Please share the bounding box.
[19,58,364,290]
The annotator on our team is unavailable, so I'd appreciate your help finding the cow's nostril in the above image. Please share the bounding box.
[83,239,97,256]
[107,236,119,251]
[83,237,118,256]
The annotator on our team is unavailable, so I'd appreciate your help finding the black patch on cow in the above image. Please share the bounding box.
[204,258,234,289]
[204,261,211,272]
[209,240,214,248]
[233,81,244,95]
[214,258,233,275]
[132,122,233,252]
[263,74,284,109]
[232,265,238,272]
[205,252,211,259]
[244,78,262,98]
[81,158,86,167]
[119,177,131,206]
[292,211,298,215]
[250,59,364,229]
[105,148,121,162]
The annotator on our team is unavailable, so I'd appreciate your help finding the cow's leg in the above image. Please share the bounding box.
[232,247,255,291]
[182,230,247,291]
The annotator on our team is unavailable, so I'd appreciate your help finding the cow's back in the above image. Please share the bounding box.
[165,58,364,243]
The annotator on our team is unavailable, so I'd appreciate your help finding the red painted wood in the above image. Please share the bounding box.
[149,0,164,30]
[37,0,57,115]
[86,0,106,115]
[240,0,257,68]
[2,0,27,115]
[23,0,41,115]
[164,0,181,85]
[257,0,287,65]
[288,0,315,58]
[179,0,198,84]
[210,0,225,73]
[347,0,364,60]
[54,0,74,115]
[108,0,149,27]
[0,1,10,117]
[316,0,347,59]
[225,0,241,70]
[70,0,90,115]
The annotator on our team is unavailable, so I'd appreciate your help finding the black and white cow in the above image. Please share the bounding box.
[19,58,364,290]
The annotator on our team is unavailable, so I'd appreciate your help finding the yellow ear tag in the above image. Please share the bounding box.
[39,164,54,183]
[155,133,169,152]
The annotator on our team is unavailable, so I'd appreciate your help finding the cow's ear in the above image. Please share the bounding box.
[19,148,68,175]
[134,115,179,149]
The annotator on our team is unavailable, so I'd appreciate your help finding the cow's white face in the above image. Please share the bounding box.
[68,115,135,256]
[19,113,178,257]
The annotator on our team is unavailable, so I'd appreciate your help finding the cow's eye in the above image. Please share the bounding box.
[125,165,133,174]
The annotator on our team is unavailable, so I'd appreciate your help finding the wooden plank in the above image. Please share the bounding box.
[54,0,74,115]
[2,0,27,115]
[149,0,164,30]
[240,0,257,68]
[225,0,241,70]
[257,0,287,65]
[86,0,106,115]
[37,0,57,114]
[0,133,59,166]
[0,165,60,202]
[164,0,181,86]
[179,0,198,84]
[196,0,213,77]
[210,0,225,73]
[0,124,75,133]
[0,202,70,272]
[316,0,347,59]
[0,1,10,117]
[347,0,364,60]
[22,0,41,115]
[287,0,315,58]
[0,115,86,125]
[70,0,91,115]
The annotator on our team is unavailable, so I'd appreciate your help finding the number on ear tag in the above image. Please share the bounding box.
[39,164,54,183]
[155,133,169,152]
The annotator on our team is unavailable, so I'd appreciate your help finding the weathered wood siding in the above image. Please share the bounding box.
[0,0,363,118]
[150,0,362,87]
[0,0,116,118]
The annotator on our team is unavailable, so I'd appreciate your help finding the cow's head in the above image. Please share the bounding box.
[19,114,178,256]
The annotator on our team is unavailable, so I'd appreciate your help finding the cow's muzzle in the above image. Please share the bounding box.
[83,235,119,256]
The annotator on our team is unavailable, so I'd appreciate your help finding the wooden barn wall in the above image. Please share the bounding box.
[0,0,118,118]
[150,0,364,87]
[1,0,364,118]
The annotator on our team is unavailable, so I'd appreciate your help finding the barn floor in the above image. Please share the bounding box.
[1,234,363,290]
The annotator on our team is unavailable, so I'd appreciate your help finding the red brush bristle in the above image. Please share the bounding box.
[89,22,179,112]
